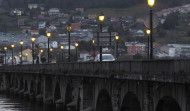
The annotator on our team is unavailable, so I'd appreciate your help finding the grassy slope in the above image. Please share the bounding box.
[84,2,168,18]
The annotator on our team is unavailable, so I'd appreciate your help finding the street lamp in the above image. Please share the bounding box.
[92,40,95,60]
[47,32,51,63]
[67,24,71,62]
[99,12,105,32]
[4,47,7,65]
[99,12,105,61]
[147,0,155,59]
[20,40,24,65]
[25,53,28,62]
[14,56,17,65]
[40,49,43,53]
[11,44,14,65]
[61,45,64,62]
[50,48,53,52]
[31,37,36,64]
[115,35,119,60]
[146,29,151,59]
[75,42,78,62]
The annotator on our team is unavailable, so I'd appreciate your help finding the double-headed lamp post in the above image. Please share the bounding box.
[31,37,36,64]
[4,47,7,65]
[47,32,51,63]
[11,44,14,65]
[67,25,71,62]
[147,0,155,59]
[99,12,105,61]
[115,35,119,60]
[61,45,64,62]
[146,29,151,59]
[20,40,24,65]
[75,42,78,62]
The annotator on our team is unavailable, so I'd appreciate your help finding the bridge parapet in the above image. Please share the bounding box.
[0,60,189,83]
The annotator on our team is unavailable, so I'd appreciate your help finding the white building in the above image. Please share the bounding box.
[48,8,60,15]
[38,22,46,29]
[28,4,38,9]
[51,41,58,48]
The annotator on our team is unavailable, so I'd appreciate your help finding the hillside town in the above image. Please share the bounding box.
[1,3,190,64]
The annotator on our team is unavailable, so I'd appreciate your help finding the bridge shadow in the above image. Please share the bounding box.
[155,96,181,111]
[95,89,113,111]
[120,92,141,111]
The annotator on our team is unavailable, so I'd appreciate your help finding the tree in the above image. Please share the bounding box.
[162,13,179,30]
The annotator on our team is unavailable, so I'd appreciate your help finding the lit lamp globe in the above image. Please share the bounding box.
[146,29,151,35]
[147,0,155,7]
[115,36,119,40]
[11,44,14,48]
[67,25,72,32]
[75,43,79,47]
[99,13,105,22]
[4,47,7,50]
[50,48,53,52]
[92,40,95,44]
[47,32,51,38]
[20,40,24,45]
[61,46,64,50]
[31,37,36,42]
[40,50,43,53]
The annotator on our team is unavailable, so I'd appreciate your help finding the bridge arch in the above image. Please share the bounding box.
[155,96,181,111]
[64,83,73,111]
[24,80,28,92]
[95,89,113,111]
[54,82,61,102]
[120,92,141,111]
[37,80,41,95]
[45,76,53,98]
[30,80,35,94]
[15,78,18,88]
[19,78,24,90]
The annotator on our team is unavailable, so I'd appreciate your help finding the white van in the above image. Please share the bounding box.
[95,54,115,61]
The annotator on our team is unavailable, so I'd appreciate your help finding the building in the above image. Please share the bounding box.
[28,4,38,9]
[38,22,46,29]
[31,30,39,35]
[125,42,146,55]
[48,8,60,15]
[75,8,84,14]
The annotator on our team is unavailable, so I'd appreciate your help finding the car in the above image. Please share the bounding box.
[95,54,115,61]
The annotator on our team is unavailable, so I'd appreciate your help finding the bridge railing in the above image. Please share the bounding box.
[1,60,190,77]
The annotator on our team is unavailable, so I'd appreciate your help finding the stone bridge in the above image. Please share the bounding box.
[0,60,189,111]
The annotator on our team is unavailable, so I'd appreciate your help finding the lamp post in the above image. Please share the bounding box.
[4,47,7,65]
[147,0,155,59]
[50,48,53,62]
[61,45,64,62]
[20,40,24,65]
[31,37,36,64]
[14,56,17,65]
[47,32,51,63]
[67,25,71,62]
[99,12,105,61]
[146,29,151,59]
[115,35,119,60]
[11,44,14,65]
[25,53,28,62]
[92,40,95,60]
[75,42,78,62]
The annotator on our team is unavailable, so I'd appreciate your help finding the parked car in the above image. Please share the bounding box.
[95,54,115,61]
